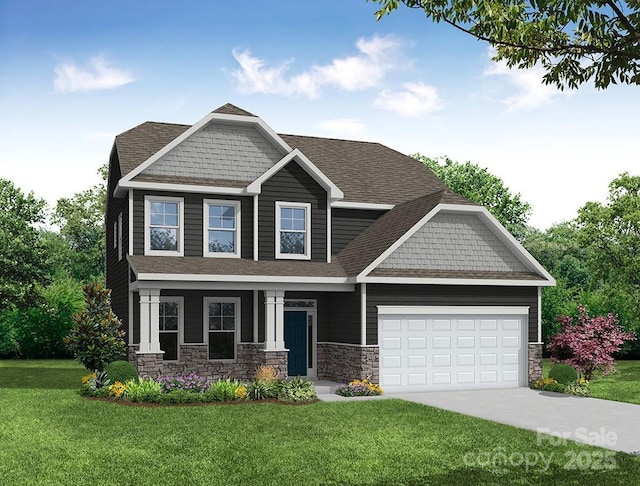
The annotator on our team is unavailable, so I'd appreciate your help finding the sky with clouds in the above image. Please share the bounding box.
[1,0,637,230]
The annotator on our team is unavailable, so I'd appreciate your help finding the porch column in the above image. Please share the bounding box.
[264,289,287,351]
[138,289,162,354]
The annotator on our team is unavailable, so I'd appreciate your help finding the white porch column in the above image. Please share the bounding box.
[264,289,287,351]
[138,289,162,354]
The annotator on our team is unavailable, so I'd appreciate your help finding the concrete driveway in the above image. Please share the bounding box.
[385,388,640,454]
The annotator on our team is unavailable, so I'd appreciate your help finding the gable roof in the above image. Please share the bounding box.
[112,104,448,205]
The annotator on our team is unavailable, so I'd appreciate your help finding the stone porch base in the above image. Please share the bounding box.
[528,343,543,383]
[317,343,379,383]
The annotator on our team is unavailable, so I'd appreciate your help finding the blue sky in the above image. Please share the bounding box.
[1,0,637,230]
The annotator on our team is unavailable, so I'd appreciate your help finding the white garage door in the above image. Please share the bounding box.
[378,306,528,392]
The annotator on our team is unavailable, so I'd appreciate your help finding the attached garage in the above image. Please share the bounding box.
[378,306,529,392]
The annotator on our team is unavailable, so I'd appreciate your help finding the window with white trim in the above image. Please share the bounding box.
[144,196,184,256]
[204,200,240,257]
[204,298,238,360]
[159,298,181,361]
[275,201,311,260]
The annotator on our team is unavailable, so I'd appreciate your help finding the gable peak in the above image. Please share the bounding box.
[212,103,256,117]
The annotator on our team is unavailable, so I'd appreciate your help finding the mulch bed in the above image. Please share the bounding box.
[82,396,319,407]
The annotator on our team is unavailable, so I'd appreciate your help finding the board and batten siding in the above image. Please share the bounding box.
[258,161,327,262]
[366,284,539,345]
[132,190,253,259]
[331,208,385,255]
[327,289,362,344]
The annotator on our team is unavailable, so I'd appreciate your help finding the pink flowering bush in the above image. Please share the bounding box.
[156,372,210,393]
[547,306,636,380]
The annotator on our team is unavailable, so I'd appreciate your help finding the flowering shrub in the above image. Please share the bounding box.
[157,372,210,393]
[81,372,96,386]
[204,378,244,401]
[335,379,383,397]
[235,384,247,400]
[108,381,128,398]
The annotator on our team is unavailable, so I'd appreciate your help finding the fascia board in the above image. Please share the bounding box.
[116,180,247,196]
[358,276,555,286]
[331,201,395,210]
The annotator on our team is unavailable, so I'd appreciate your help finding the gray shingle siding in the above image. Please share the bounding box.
[142,122,283,182]
[258,161,327,262]
[132,190,253,259]
[332,209,385,256]
[367,284,539,344]
[378,212,529,272]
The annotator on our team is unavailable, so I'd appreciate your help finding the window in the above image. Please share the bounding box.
[204,200,240,257]
[159,298,182,361]
[117,213,123,261]
[205,298,239,360]
[113,221,118,249]
[144,196,184,256]
[275,202,311,260]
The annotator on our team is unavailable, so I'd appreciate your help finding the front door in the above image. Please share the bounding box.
[284,311,307,377]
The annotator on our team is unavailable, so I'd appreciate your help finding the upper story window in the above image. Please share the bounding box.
[204,200,240,258]
[144,196,184,256]
[275,201,311,260]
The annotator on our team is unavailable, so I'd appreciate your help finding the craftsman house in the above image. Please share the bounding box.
[105,103,554,392]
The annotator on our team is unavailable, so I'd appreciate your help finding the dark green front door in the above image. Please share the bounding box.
[284,311,307,376]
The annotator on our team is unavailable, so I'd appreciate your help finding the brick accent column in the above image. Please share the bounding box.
[136,352,164,378]
[528,343,543,383]
[317,343,379,383]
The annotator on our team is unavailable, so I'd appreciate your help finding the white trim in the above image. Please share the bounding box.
[360,276,554,287]
[253,290,259,343]
[159,296,183,361]
[128,192,133,256]
[130,280,354,293]
[317,341,379,348]
[377,305,530,316]
[359,203,556,285]
[134,273,348,284]
[203,296,241,361]
[247,149,343,200]
[118,111,292,188]
[326,198,331,263]
[537,286,542,343]
[203,199,241,258]
[284,299,317,377]
[128,290,134,346]
[275,201,312,260]
[331,201,394,211]
[117,213,123,261]
[144,195,184,256]
[117,180,247,197]
[253,195,259,261]
[360,283,367,346]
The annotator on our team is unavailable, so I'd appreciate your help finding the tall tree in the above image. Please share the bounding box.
[371,1,640,89]
[51,164,107,282]
[0,179,48,310]
[414,154,531,239]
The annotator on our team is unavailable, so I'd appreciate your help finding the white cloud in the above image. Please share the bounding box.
[54,56,134,93]
[231,35,406,98]
[483,49,566,110]
[374,82,442,117]
[316,118,368,140]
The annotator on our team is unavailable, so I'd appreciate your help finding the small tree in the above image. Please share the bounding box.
[64,282,126,371]
[547,307,636,380]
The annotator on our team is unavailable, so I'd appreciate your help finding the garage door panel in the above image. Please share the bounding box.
[378,313,525,392]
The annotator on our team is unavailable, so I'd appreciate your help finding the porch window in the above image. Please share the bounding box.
[204,200,240,257]
[205,298,238,360]
[159,298,182,361]
[275,201,311,260]
[144,196,184,256]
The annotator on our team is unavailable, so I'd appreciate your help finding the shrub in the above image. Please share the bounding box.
[105,360,138,385]
[159,389,205,405]
[123,378,162,402]
[254,364,278,383]
[245,380,280,401]
[277,377,317,402]
[548,363,578,385]
[335,379,383,397]
[64,282,126,371]
[107,381,128,399]
[82,370,110,392]
[157,372,209,393]
[0,312,20,357]
[566,382,591,397]
[205,378,244,402]
[530,377,566,393]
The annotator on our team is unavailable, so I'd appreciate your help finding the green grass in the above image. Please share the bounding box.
[1,360,639,485]
[543,359,640,405]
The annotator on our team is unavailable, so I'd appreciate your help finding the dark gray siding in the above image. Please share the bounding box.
[327,289,362,344]
[105,148,129,338]
[132,191,253,258]
[258,161,327,261]
[367,284,538,345]
[331,209,385,255]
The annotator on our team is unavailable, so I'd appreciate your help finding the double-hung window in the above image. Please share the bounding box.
[144,196,184,256]
[204,298,238,360]
[159,297,182,361]
[204,200,240,258]
[275,201,311,260]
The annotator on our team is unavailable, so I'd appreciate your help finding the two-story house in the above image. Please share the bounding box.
[105,103,554,392]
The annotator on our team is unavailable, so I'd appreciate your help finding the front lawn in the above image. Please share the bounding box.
[543,359,640,405]
[1,360,639,485]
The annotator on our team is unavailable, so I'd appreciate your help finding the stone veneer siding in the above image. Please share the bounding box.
[528,343,543,383]
[317,343,379,383]
[128,344,288,380]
